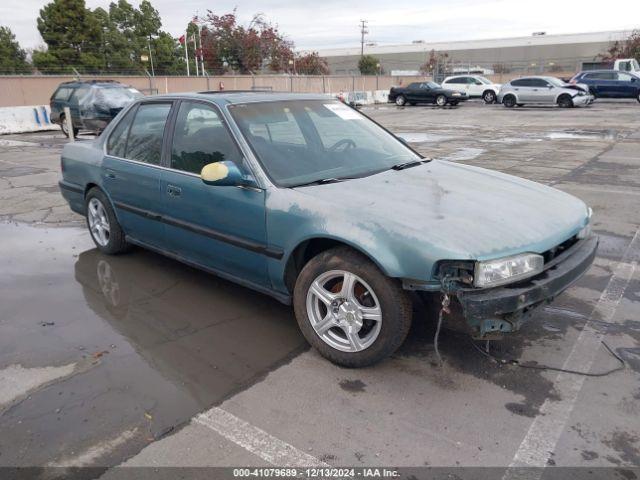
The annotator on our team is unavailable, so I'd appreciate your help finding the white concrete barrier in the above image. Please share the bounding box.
[0,105,58,135]
[332,90,390,106]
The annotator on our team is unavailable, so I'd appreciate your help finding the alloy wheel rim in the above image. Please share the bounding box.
[437,96,446,106]
[306,270,382,353]
[61,118,68,135]
[88,198,111,247]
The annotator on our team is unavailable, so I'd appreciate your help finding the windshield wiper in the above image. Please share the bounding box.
[391,159,429,170]
[292,177,353,188]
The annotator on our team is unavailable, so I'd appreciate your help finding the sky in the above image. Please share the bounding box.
[4,0,640,52]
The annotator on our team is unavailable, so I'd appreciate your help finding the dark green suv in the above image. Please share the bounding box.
[50,80,143,137]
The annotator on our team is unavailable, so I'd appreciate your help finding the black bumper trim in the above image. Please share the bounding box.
[457,235,598,320]
[58,180,84,194]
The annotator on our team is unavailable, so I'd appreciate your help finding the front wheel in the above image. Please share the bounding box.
[293,247,412,367]
[502,95,517,108]
[395,95,407,106]
[435,95,447,107]
[637,92,640,103]
[483,90,497,104]
[85,188,130,255]
[558,94,574,108]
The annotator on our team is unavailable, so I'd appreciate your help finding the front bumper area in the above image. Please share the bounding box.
[574,94,595,106]
[455,235,598,337]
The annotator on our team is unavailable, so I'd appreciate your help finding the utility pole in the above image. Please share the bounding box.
[147,37,155,76]
[359,19,368,57]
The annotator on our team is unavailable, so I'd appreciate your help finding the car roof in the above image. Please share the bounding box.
[58,80,130,88]
[146,91,334,106]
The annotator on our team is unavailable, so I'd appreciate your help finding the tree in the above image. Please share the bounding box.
[0,26,30,73]
[34,0,102,73]
[358,55,380,75]
[197,9,294,74]
[601,30,640,62]
[419,49,449,75]
[295,52,329,75]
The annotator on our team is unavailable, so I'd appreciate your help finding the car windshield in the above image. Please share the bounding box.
[546,77,566,87]
[229,100,420,187]
[476,76,492,84]
[424,81,440,89]
[94,86,143,107]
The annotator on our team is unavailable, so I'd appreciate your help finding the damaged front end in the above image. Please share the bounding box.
[425,234,598,339]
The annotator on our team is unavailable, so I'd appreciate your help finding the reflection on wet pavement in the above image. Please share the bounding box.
[0,222,305,467]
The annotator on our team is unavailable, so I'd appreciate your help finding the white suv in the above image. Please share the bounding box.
[441,75,502,103]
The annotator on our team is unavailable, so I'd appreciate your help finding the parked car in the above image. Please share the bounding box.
[50,80,143,137]
[498,76,593,108]
[389,81,468,107]
[58,92,597,367]
[570,70,640,102]
[441,75,501,103]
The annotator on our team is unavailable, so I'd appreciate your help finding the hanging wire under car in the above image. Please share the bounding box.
[470,338,626,377]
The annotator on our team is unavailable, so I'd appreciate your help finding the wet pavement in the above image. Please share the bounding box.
[0,222,305,467]
[1,99,639,474]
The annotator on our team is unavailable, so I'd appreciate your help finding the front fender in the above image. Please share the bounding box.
[265,189,434,294]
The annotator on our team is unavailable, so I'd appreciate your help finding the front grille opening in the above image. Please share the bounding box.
[542,234,579,264]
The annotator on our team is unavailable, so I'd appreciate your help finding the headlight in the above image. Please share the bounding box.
[474,253,544,288]
[577,207,593,239]
[452,92,462,96]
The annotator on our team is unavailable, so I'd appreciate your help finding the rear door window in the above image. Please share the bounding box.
[511,79,530,87]
[106,107,137,158]
[124,103,172,165]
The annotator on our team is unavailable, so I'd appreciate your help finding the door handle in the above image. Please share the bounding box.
[104,169,116,179]
[167,185,181,197]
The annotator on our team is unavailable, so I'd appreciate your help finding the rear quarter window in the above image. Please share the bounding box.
[106,107,137,158]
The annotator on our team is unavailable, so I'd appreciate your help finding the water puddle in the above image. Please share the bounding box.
[546,129,620,141]
[395,132,452,143]
[0,222,305,466]
[440,147,485,162]
[0,139,40,147]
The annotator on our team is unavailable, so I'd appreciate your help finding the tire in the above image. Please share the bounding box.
[502,95,517,108]
[395,95,406,106]
[435,95,447,107]
[558,94,574,108]
[60,114,79,138]
[482,90,497,104]
[636,91,640,103]
[85,188,129,255]
[293,246,412,367]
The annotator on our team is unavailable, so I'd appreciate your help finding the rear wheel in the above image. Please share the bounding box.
[85,188,129,255]
[435,95,447,107]
[503,95,517,108]
[59,114,79,138]
[395,95,406,106]
[293,247,412,367]
[558,94,574,108]
[482,90,497,104]
[637,91,640,103]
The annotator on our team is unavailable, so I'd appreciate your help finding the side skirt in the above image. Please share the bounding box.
[125,235,292,306]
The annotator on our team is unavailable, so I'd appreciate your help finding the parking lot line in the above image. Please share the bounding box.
[194,407,329,468]
[505,229,639,475]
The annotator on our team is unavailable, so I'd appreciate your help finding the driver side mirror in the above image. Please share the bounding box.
[201,160,253,187]
[547,85,554,89]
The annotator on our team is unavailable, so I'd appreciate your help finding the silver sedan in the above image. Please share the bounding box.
[498,76,594,108]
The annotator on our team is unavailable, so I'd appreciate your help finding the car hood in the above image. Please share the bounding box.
[292,160,588,260]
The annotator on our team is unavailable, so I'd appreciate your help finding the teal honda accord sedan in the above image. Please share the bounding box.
[59,92,598,367]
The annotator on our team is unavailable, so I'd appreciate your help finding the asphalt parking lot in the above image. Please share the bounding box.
[1,99,639,478]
